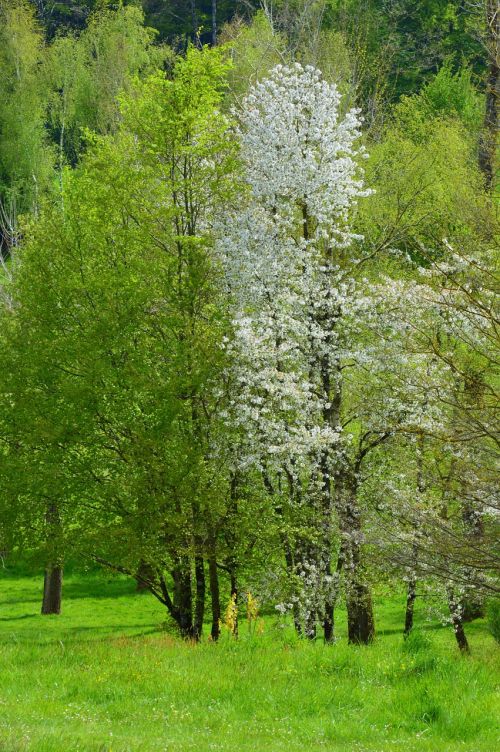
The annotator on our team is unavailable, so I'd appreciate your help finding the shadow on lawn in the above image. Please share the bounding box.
[377,622,448,636]
[0,575,137,606]
[0,613,38,621]
[0,623,163,646]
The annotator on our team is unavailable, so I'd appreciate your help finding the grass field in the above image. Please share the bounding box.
[0,570,498,752]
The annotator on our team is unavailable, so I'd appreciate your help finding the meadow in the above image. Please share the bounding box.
[0,570,498,752]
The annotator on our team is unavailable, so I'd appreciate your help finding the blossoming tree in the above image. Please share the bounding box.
[221,63,379,642]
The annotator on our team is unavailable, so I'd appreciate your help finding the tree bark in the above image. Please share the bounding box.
[172,558,194,638]
[447,587,470,653]
[193,555,205,639]
[404,578,417,636]
[190,0,199,44]
[337,473,375,644]
[347,582,375,644]
[41,564,63,615]
[211,0,217,46]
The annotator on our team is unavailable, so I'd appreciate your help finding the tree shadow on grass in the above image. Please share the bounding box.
[0,623,163,646]
[0,613,38,621]
[377,622,448,636]
[0,575,138,606]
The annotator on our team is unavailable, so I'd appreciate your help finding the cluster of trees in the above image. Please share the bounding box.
[0,1,497,650]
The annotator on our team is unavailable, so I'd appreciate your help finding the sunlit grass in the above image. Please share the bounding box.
[0,570,498,751]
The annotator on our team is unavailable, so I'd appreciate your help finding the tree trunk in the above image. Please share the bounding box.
[338,473,375,644]
[478,0,499,189]
[172,558,194,638]
[41,564,63,615]
[190,0,199,43]
[404,578,417,636]
[211,0,217,46]
[346,582,375,644]
[208,544,220,641]
[447,587,470,653]
[193,555,205,639]
[323,600,334,642]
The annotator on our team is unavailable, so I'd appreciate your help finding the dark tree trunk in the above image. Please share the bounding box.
[172,558,194,638]
[208,544,221,641]
[323,601,334,643]
[338,474,375,644]
[190,0,199,43]
[211,0,217,45]
[41,564,63,615]
[447,587,470,653]
[193,555,205,639]
[404,578,417,636]
[347,583,375,644]
[478,0,499,189]
[42,502,63,615]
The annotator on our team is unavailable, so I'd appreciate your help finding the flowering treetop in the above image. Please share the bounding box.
[237,63,368,245]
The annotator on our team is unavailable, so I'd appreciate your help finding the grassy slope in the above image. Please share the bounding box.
[0,571,498,752]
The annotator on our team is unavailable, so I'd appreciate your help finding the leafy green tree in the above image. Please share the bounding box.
[1,45,240,633]
[0,0,53,255]
[46,3,167,168]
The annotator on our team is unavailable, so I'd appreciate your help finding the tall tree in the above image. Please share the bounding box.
[221,63,374,642]
[1,45,239,634]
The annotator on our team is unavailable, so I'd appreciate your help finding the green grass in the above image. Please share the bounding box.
[0,571,498,751]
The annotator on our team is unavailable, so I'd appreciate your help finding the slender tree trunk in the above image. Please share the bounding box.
[447,587,470,653]
[41,564,63,615]
[211,0,217,45]
[478,0,499,189]
[323,595,334,642]
[193,555,205,639]
[172,558,194,638]
[190,0,199,43]
[404,578,417,636]
[41,502,63,615]
[208,541,220,641]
